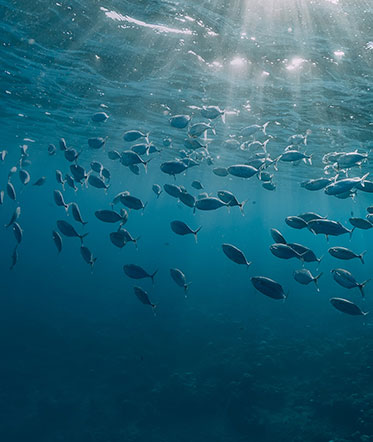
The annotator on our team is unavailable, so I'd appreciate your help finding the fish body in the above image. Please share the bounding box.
[160,160,188,177]
[328,247,366,264]
[293,269,322,291]
[95,209,128,224]
[330,297,368,316]
[195,197,227,211]
[331,268,369,297]
[134,286,156,308]
[251,276,286,300]
[57,220,88,243]
[285,216,308,229]
[270,228,286,244]
[222,243,251,267]
[170,220,201,242]
[52,230,63,253]
[170,268,190,293]
[124,264,157,283]
[228,164,258,179]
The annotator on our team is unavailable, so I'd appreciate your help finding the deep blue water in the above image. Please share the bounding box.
[1,1,373,441]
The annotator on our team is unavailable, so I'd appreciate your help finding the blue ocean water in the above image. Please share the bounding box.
[1,1,373,441]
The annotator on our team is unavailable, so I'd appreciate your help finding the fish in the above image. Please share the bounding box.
[287,243,321,263]
[64,147,80,162]
[222,244,251,267]
[328,247,366,264]
[170,220,201,243]
[134,286,156,309]
[80,246,97,270]
[170,115,191,129]
[285,216,308,229]
[5,206,21,228]
[88,137,107,149]
[19,169,30,185]
[270,228,286,244]
[65,174,78,191]
[70,164,88,183]
[121,150,150,171]
[179,192,196,209]
[160,160,188,178]
[212,167,229,177]
[262,181,276,191]
[188,122,215,138]
[297,212,326,222]
[120,194,147,211]
[10,246,18,270]
[195,197,227,211]
[129,164,140,175]
[170,268,190,294]
[123,130,147,142]
[349,217,372,230]
[48,144,56,155]
[164,184,183,199]
[33,176,46,186]
[331,268,370,297]
[152,184,162,198]
[88,175,110,191]
[59,138,67,151]
[121,229,140,249]
[108,150,121,160]
[307,219,353,240]
[95,209,128,224]
[70,202,88,226]
[90,161,103,173]
[277,150,312,165]
[56,220,88,244]
[228,164,258,179]
[123,264,157,284]
[53,190,70,212]
[240,122,269,138]
[12,222,23,244]
[92,112,109,122]
[301,177,332,191]
[251,276,286,300]
[55,170,66,189]
[270,243,304,261]
[191,180,203,190]
[324,174,369,196]
[293,269,323,291]
[217,191,246,214]
[52,230,63,253]
[201,105,224,121]
[330,298,368,316]
[6,182,16,200]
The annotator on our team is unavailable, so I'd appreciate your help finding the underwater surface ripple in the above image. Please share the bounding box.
[1,1,373,441]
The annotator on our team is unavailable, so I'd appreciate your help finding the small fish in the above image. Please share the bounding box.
[287,243,321,263]
[64,147,80,162]
[328,247,366,264]
[102,167,110,181]
[228,164,258,179]
[91,112,109,122]
[331,268,370,297]
[195,197,227,211]
[129,164,140,175]
[12,222,23,244]
[123,130,147,142]
[57,220,88,244]
[33,176,46,186]
[70,164,88,183]
[134,286,156,309]
[285,216,308,229]
[65,174,78,191]
[170,220,201,243]
[70,202,88,226]
[59,138,67,151]
[55,170,66,190]
[5,206,21,228]
[330,297,368,316]
[80,246,97,270]
[109,230,127,248]
[120,194,147,211]
[170,268,190,294]
[19,169,30,185]
[349,217,372,230]
[222,243,251,267]
[212,167,229,177]
[88,175,110,191]
[108,150,121,161]
[217,190,246,214]
[121,229,140,249]
[293,269,323,291]
[251,276,286,300]
[123,264,157,284]
[121,150,150,172]
[95,209,128,224]
[160,160,188,178]
[152,184,162,198]
[191,180,203,190]
[164,183,183,199]
[179,191,196,209]
[52,230,63,253]
[10,246,18,270]
[270,228,286,244]
[88,137,107,149]
[6,182,16,200]
[188,122,215,138]
[270,243,303,261]
[90,161,103,174]
[170,115,191,129]
[53,190,70,212]
[48,144,56,155]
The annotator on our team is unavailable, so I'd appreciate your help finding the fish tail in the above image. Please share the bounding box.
[184,282,191,294]
[349,227,355,240]
[239,200,248,216]
[359,279,371,298]
[150,269,158,285]
[314,272,323,292]
[134,236,141,250]
[360,250,367,264]
[193,226,202,243]
[360,172,370,186]
[80,232,89,244]
[262,121,270,135]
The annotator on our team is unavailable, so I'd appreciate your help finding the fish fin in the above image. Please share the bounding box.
[360,250,367,264]
[150,269,158,285]
[360,172,370,186]
[359,279,371,298]
[314,272,323,292]
[262,121,270,135]
[80,232,89,244]
[240,200,248,216]
[193,226,202,243]
[349,227,355,240]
